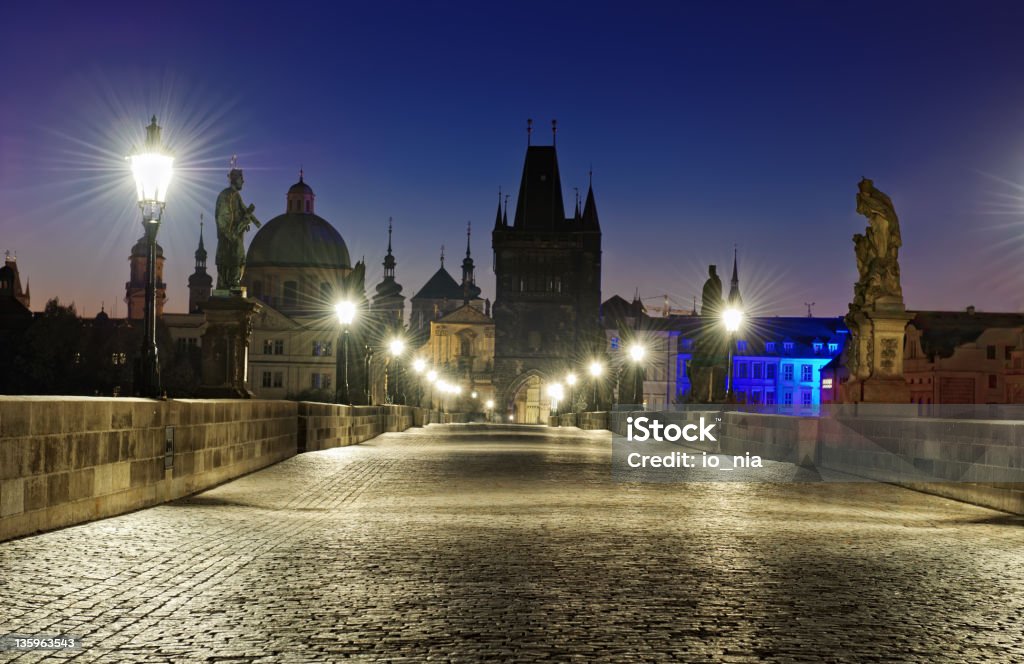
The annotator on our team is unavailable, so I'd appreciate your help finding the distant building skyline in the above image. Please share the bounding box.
[5,3,1024,317]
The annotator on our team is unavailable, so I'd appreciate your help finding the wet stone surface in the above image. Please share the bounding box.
[1,423,1022,662]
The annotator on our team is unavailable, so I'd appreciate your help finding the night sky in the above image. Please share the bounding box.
[3,1,1024,319]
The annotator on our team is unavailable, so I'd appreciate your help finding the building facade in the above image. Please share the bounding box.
[491,139,602,422]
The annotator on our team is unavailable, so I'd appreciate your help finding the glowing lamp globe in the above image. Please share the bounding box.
[413,358,426,373]
[589,361,603,378]
[547,383,564,401]
[485,399,494,409]
[426,370,438,383]
[389,339,405,356]
[335,300,357,326]
[723,307,743,333]
[129,116,174,217]
[566,373,577,386]
[628,344,645,363]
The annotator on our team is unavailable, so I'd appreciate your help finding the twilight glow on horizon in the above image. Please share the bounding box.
[3,2,1024,318]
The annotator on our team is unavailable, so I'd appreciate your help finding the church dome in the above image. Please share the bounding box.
[288,179,313,196]
[246,213,351,269]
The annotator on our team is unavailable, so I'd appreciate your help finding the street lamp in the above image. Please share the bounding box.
[129,116,174,398]
[335,300,356,403]
[723,306,743,402]
[387,338,405,404]
[412,357,426,407]
[626,343,646,407]
[426,369,438,411]
[589,360,603,410]
[565,373,577,413]
[547,382,565,417]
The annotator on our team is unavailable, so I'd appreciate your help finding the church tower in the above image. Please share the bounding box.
[125,235,166,319]
[188,218,213,313]
[491,122,603,418]
[461,221,481,304]
[372,218,405,325]
[728,246,742,307]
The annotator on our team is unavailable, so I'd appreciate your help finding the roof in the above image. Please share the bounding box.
[246,212,350,269]
[131,236,165,258]
[513,146,566,230]
[288,179,313,195]
[601,295,645,322]
[909,310,1024,359]
[412,265,466,301]
[733,317,848,357]
[435,303,493,325]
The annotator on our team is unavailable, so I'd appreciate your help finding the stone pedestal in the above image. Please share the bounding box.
[197,295,262,398]
[842,299,913,404]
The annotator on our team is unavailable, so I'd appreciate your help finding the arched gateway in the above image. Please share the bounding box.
[504,370,552,424]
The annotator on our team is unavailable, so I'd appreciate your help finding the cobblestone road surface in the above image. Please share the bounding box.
[1,424,1023,663]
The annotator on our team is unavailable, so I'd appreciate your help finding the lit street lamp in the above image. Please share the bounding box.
[129,116,174,399]
[387,338,405,404]
[412,357,426,407]
[547,382,565,417]
[589,360,603,410]
[565,373,577,413]
[723,306,743,402]
[426,369,438,411]
[335,300,356,403]
[485,398,494,422]
[626,343,646,407]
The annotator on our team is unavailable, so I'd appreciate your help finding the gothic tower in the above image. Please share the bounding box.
[461,221,481,304]
[491,126,602,417]
[188,219,213,313]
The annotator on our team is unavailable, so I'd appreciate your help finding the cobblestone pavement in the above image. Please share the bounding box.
[1,424,1023,663]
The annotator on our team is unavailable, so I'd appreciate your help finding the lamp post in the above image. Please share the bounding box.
[412,358,426,407]
[627,343,646,407]
[426,370,438,412]
[547,383,565,420]
[129,116,174,399]
[388,338,405,405]
[723,306,743,402]
[335,300,356,403]
[485,399,494,422]
[565,373,577,413]
[589,360,603,410]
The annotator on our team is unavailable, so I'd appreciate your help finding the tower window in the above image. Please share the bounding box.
[305,200,310,213]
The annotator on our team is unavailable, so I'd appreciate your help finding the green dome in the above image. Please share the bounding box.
[246,213,351,269]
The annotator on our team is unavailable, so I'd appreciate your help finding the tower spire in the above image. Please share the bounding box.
[527,118,533,146]
[552,119,557,145]
[466,221,472,257]
[728,244,742,307]
[440,245,445,268]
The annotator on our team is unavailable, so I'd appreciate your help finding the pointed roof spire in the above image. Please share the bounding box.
[581,177,600,230]
[387,216,393,255]
[440,244,445,268]
[465,220,472,257]
[527,118,533,146]
[728,245,742,307]
[573,187,581,220]
[503,194,509,226]
[552,118,557,145]
[195,214,207,265]
[299,165,304,182]
[494,187,504,230]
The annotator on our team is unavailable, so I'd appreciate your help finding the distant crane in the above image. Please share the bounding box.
[805,302,816,318]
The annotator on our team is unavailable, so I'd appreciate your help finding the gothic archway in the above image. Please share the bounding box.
[504,369,552,424]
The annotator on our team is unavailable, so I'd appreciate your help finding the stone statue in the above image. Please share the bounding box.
[687,264,727,403]
[214,168,261,291]
[851,178,903,310]
[700,264,723,317]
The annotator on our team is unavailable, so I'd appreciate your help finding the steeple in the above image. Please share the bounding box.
[187,216,213,313]
[286,168,315,214]
[462,221,480,303]
[728,245,742,307]
[373,217,405,324]
[581,172,600,230]
[493,188,504,230]
[512,137,566,229]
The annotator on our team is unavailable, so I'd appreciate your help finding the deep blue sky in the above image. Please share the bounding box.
[3,1,1024,318]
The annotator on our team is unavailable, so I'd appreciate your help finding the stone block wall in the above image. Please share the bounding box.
[0,397,296,542]
[298,403,424,451]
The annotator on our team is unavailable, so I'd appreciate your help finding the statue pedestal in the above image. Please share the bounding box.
[842,304,913,404]
[197,295,261,399]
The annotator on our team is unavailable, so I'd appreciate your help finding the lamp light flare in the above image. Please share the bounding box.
[426,370,438,383]
[485,399,494,409]
[723,307,743,333]
[547,383,565,400]
[335,300,356,325]
[566,373,577,386]
[389,339,405,356]
[413,358,426,373]
[589,361,603,378]
[628,344,645,363]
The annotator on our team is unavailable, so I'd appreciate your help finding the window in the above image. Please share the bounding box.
[752,363,763,379]
[801,364,813,382]
[801,391,812,406]
[989,374,997,389]
[736,391,746,403]
[987,345,996,360]
[813,342,823,353]
[273,372,283,388]
[261,371,272,388]
[313,341,332,357]
[751,389,762,404]
[766,364,777,380]
[783,342,794,352]
[765,391,776,405]
[765,342,776,353]
[822,378,834,390]
[111,352,126,366]
[784,391,793,405]
[274,340,284,355]
[736,362,748,378]
[610,336,620,350]
[682,338,694,350]
[311,373,332,389]
[783,364,794,381]
[1007,346,1015,360]
[828,342,838,353]
[737,340,748,352]
[305,200,311,213]
[263,339,273,354]
[283,281,298,308]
